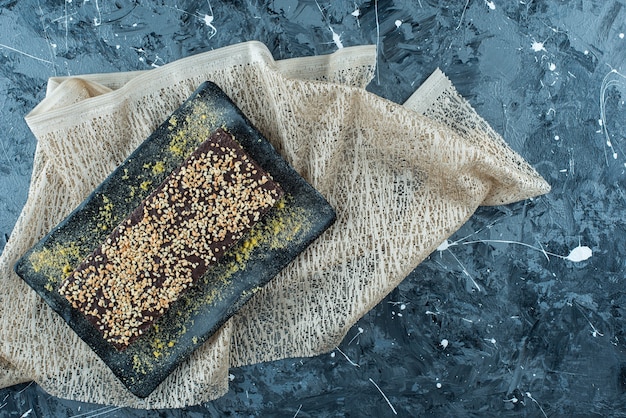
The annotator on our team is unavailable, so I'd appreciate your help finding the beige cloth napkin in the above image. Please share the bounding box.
[0,41,549,408]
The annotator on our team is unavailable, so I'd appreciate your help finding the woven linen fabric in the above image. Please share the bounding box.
[0,41,549,408]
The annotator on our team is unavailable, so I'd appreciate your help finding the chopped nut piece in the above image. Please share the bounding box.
[59,128,283,350]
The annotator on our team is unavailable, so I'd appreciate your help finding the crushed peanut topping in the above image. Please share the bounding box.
[58,128,283,349]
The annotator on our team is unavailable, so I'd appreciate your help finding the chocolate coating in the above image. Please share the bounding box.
[59,128,283,350]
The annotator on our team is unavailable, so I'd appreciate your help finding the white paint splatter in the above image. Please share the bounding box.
[203,1,217,38]
[440,339,449,349]
[294,404,303,418]
[203,14,217,38]
[456,0,471,31]
[395,19,402,28]
[599,68,626,164]
[0,43,52,64]
[166,3,217,38]
[460,239,593,263]
[554,135,560,140]
[436,239,482,291]
[347,327,364,345]
[150,54,165,68]
[548,62,556,71]
[369,378,398,415]
[330,26,343,49]
[335,347,359,367]
[436,382,442,389]
[228,373,235,381]
[531,41,546,52]
[19,409,33,418]
[565,246,592,262]
[526,392,548,418]
[314,1,343,49]
[93,0,101,26]
[575,303,604,337]
[620,33,624,39]
[485,1,496,10]
[437,239,451,252]
[351,4,361,27]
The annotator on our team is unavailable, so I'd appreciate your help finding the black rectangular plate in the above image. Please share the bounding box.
[14,81,336,398]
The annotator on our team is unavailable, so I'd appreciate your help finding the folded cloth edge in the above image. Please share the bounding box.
[30,41,377,124]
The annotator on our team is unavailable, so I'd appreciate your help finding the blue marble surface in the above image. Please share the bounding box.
[1,0,625,416]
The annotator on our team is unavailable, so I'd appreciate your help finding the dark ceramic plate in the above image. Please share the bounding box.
[14,81,336,398]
